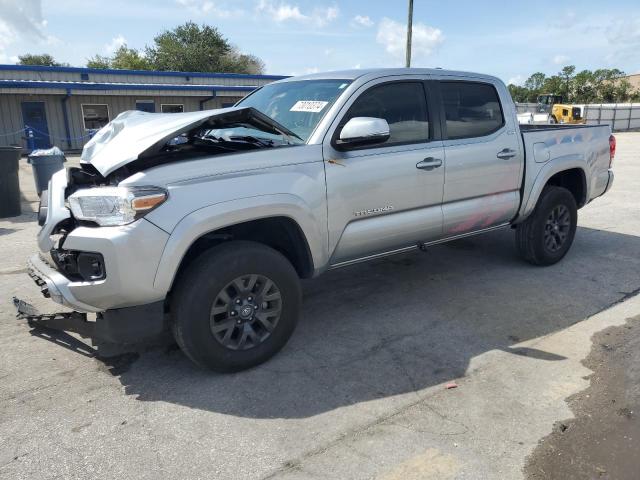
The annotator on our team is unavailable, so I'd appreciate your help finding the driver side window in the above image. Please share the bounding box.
[341,81,430,146]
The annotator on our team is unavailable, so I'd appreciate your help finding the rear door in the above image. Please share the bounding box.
[436,79,523,236]
[21,101,51,150]
[323,78,445,265]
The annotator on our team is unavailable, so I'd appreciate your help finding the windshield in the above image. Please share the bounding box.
[235,79,351,142]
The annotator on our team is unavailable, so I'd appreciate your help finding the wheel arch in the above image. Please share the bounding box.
[544,168,587,208]
[154,194,327,294]
[518,158,588,222]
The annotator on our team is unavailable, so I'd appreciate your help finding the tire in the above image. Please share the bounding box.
[171,241,301,372]
[549,116,557,124]
[515,186,577,266]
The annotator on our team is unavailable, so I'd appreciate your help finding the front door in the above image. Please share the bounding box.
[135,100,155,113]
[21,101,51,150]
[437,80,523,236]
[324,79,445,266]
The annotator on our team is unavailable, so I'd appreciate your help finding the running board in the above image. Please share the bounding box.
[329,223,510,269]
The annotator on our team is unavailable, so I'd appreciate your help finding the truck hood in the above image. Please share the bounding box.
[80,106,300,177]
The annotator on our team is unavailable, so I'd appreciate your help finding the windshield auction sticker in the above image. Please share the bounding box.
[290,101,329,113]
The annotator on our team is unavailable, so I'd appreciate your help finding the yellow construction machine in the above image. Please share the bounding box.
[536,94,585,124]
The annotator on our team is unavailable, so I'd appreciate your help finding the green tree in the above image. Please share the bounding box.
[508,84,530,103]
[573,70,597,103]
[87,23,264,74]
[593,69,627,103]
[87,45,152,70]
[523,72,547,102]
[559,65,576,101]
[511,66,637,105]
[110,45,152,70]
[86,55,112,69]
[17,53,68,67]
[612,79,634,102]
[145,22,264,74]
[542,75,564,99]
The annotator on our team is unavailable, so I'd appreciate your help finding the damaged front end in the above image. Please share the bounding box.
[21,105,301,344]
[36,105,299,285]
[81,106,302,178]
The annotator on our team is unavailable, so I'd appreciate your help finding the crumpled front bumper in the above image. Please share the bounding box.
[28,253,102,312]
[30,216,170,312]
[32,165,172,313]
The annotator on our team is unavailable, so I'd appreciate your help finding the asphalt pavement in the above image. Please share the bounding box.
[1,133,639,480]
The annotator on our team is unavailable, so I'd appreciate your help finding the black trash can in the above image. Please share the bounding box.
[27,147,66,196]
[0,146,22,218]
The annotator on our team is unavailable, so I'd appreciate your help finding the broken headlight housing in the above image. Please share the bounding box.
[68,186,167,226]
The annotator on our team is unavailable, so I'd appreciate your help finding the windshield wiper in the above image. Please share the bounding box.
[206,107,303,143]
[227,135,275,147]
[246,108,304,142]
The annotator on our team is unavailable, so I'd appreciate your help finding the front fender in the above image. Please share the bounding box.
[152,193,328,293]
[518,154,588,221]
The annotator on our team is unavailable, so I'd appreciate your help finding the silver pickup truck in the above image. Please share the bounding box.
[26,68,616,371]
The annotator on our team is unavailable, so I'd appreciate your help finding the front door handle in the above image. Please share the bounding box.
[496,148,517,160]
[416,157,443,171]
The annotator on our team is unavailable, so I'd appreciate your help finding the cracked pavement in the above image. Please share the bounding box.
[1,133,639,479]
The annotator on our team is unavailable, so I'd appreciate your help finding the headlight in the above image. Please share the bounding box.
[68,186,167,226]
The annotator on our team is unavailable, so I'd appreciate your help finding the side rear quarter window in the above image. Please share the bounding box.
[341,82,430,146]
[440,81,504,140]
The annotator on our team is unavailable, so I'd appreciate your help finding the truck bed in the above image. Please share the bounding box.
[518,123,613,220]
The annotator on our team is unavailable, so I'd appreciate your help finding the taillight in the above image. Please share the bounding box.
[609,135,616,166]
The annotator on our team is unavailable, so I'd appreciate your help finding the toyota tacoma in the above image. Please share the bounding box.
[24,68,616,371]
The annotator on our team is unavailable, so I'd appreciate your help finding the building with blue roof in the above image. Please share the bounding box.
[0,64,286,151]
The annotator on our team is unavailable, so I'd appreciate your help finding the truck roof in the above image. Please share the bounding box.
[277,68,503,85]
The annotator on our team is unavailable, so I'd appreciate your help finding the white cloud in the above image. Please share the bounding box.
[606,17,640,45]
[0,0,46,39]
[376,17,443,60]
[105,34,126,54]
[256,1,338,27]
[288,65,320,76]
[604,17,640,64]
[175,0,241,17]
[552,54,570,65]
[320,6,338,25]
[0,0,49,61]
[507,74,524,86]
[352,14,373,28]
[260,1,306,21]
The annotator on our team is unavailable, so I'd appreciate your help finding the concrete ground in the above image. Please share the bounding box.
[525,314,640,480]
[1,133,639,480]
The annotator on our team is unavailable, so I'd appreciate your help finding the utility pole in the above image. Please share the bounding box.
[406,0,414,68]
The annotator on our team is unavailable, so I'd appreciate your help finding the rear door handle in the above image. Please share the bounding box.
[416,157,443,171]
[496,148,517,160]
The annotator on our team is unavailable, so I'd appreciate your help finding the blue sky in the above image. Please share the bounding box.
[1,0,639,84]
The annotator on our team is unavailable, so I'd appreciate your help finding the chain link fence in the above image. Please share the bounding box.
[515,103,640,131]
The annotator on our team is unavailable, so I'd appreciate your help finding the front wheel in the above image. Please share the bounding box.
[515,186,577,266]
[171,241,301,372]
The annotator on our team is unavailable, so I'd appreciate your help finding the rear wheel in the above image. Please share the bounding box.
[515,186,577,266]
[171,241,301,372]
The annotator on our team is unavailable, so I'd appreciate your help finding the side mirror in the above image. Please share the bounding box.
[336,117,390,149]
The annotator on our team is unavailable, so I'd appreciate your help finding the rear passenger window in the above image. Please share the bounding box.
[342,82,429,145]
[441,82,504,139]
